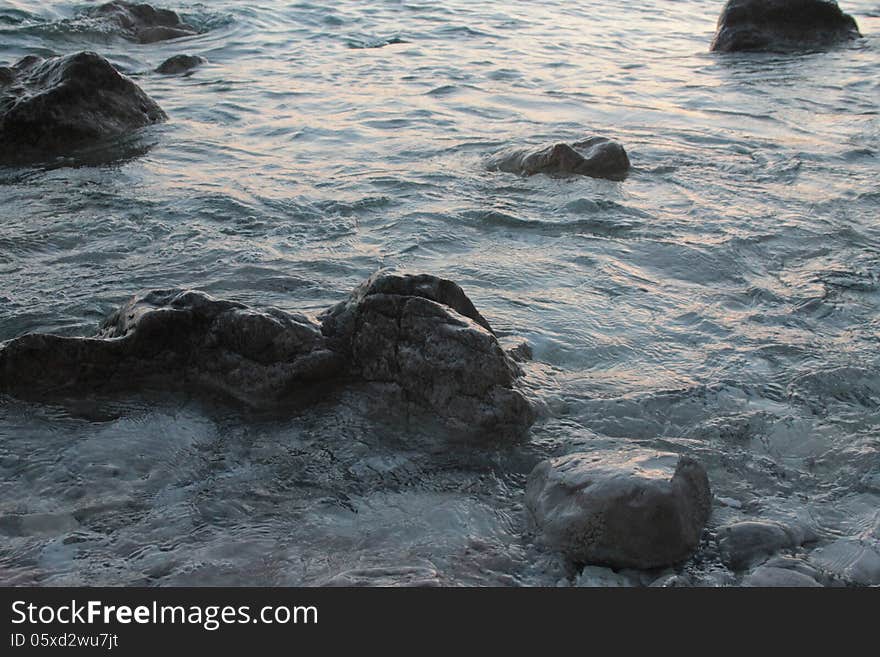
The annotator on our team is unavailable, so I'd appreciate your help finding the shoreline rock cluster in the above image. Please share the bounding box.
[0,272,535,438]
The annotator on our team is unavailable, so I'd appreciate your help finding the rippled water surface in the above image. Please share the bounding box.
[0,1,878,586]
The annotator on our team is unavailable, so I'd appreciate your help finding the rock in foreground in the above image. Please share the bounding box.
[82,1,198,43]
[525,449,711,569]
[0,290,342,406]
[710,0,861,53]
[487,137,630,180]
[0,272,534,437]
[0,51,166,162]
[320,271,534,436]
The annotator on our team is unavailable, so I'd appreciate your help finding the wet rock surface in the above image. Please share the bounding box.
[716,519,814,569]
[0,289,341,406]
[320,271,534,436]
[82,2,198,44]
[525,449,711,569]
[0,273,534,437]
[710,0,861,53]
[0,51,166,162]
[156,54,206,75]
[487,137,630,180]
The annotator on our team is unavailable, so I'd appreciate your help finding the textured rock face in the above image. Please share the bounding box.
[710,0,861,53]
[0,290,342,406]
[0,51,166,161]
[716,519,812,569]
[0,273,534,437]
[525,450,711,569]
[156,54,206,75]
[488,137,630,180]
[320,272,534,436]
[83,2,198,43]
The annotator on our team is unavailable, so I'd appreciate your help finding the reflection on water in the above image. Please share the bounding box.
[0,0,878,586]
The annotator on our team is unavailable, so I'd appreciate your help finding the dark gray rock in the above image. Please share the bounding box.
[487,137,630,180]
[156,54,206,75]
[82,1,198,43]
[0,289,342,406]
[525,449,711,569]
[716,519,813,569]
[710,0,861,53]
[0,51,166,161]
[1,273,534,437]
[319,271,534,436]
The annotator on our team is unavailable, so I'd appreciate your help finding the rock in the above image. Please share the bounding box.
[82,1,198,43]
[649,572,694,587]
[319,271,534,436]
[525,449,711,569]
[710,0,861,53]
[156,54,206,75]
[742,565,821,587]
[809,539,880,585]
[716,520,813,570]
[1,273,533,437]
[573,565,635,587]
[0,289,342,406]
[321,566,441,587]
[487,137,630,180]
[0,51,166,162]
[507,341,533,363]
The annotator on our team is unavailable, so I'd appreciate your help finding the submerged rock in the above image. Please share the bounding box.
[742,565,821,587]
[156,54,206,75]
[0,289,342,406]
[710,0,861,53]
[0,51,166,162]
[525,449,711,569]
[320,271,534,436]
[82,1,198,43]
[809,539,880,585]
[0,272,534,437]
[716,519,814,570]
[487,137,630,180]
[321,566,441,587]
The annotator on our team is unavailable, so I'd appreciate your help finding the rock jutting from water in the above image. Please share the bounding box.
[156,54,206,75]
[0,272,534,437]
[319,271,535,436]
[710,0,861,53]
[81,1,199,43]
[487,137,630,180]
[525,449,712,569]
[0,51,166,162]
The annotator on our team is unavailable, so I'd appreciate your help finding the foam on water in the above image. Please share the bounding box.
[0,0,878,586]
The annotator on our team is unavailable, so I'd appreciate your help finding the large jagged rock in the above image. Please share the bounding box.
[487,137,630,180]
[0,273,534,437]
[525,449,711,569]
[320,272,534,436]
[0,290,342,406]
[710,0,861,53]
[82,1,198,43]
[0,51,166,162]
